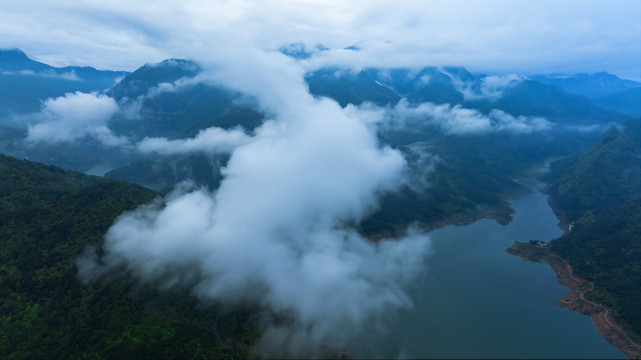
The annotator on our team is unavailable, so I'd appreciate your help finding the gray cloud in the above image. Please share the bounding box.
[25,91,126,146]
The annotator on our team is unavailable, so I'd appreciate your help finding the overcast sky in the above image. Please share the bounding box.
[1,0,640,79]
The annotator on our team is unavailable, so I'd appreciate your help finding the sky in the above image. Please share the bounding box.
[1,0,640,79]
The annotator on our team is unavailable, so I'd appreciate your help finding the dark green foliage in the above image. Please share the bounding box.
[362,130,589,236]
[548,200,641,341]
[0,153,256,358]
[0,153,102,213]
[546,120,641,221]
[545,119,641,341]
[107,59,200,101]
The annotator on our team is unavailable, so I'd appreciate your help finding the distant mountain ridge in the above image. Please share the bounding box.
[481,80,628,122]
[0,48,128,79]
[594,87,641,118]
[530,72,641,99]
[0,49,128,114]
[107,58,200,101]
[1,48,636,191]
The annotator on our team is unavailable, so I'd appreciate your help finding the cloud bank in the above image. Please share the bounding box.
[25,92,126,146]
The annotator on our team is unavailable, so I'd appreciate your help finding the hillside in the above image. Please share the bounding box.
[0,153,257,359]
[594,87,641,118]
[305,68,401,107]
[544,120,641,341]
[546,120,641,221]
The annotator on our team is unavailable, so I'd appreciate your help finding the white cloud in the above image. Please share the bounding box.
[477,74,522,99]
[2,69,81,81]
[25,91,126,146]
[136,126,252,155]
[444,72,523,101]
[376,99,552,135]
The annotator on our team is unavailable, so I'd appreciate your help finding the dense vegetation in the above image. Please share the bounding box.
[362,128,597,235]
[0,154,258,359]
[545,119,641,341]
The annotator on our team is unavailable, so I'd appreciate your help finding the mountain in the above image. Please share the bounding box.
[107,59,262,140]
[593,87,641,118]
[481,80,627,122]
[305,66,482,108]
[305,68,401,107]
[0,49,128,114]
[102,61,265,190]
[107,58,201,101]
[367,67,466,105]
[529,72,641,99]
[546,119,641,221]
[543,120,641,342]
[0,153,256,358]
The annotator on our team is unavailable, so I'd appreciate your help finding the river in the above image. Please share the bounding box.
[349,190,625,359]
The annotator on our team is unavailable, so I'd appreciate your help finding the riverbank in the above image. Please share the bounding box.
[506,241,641,359]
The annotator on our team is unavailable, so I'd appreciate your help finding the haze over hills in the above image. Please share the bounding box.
[594,87,641,118]
[530,72,641,99]
[0,49,127,114]
[480,80,628,122]
[1,47,640,358]
[1,47,637,201]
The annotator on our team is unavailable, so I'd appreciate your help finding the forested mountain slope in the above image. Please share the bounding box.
[0,154,256,359]
[545,119,641,341]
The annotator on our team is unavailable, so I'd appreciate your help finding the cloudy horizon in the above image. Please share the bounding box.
[1,0,639,80]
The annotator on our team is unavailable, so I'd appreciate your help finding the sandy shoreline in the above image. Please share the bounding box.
[506,241,641,359]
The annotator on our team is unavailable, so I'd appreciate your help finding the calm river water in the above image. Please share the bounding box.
[350,191,625,359]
